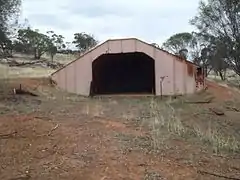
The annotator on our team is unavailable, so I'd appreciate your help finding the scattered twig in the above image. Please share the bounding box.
[225,106,240,112]
[231,107,240,112]
[197,170,240,180]
[9,174,31,180]
[193,111,212,116]
[47,124,59,136]
[34,116,52,120]
[209,107,225,116]
[184,97,213,104]
[0,131,17,139]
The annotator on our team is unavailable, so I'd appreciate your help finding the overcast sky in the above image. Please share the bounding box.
[20,0,200,46]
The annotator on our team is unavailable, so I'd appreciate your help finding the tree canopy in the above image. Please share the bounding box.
[0,0,21,43]
[190,0,240,75]
[15,28,65,60]
[72,33,98,53]
[162,0,239,80]
[0,0,21,58]
[162,32,194,59]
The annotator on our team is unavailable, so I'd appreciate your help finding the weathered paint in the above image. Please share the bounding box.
[51,38,201,96]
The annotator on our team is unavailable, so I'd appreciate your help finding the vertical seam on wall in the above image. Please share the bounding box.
[89,54,92,96]
[74,63,77,93]
[134,39,137,52]
[121,39,123,53]
[184,62,187,94]
[153,46,156,95]
[107,41,110,53]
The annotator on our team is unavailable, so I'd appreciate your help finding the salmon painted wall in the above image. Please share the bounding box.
[51,38,197,96]
[186,63,197,94]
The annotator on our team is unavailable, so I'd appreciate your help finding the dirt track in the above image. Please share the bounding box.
[0,78,240,180]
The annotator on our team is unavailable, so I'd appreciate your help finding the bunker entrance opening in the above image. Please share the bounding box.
[91,52,155,95]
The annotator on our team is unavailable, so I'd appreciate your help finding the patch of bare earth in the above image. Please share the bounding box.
[0,78,239,180]
[0,115,197,180]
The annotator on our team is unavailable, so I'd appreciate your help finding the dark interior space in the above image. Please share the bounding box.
[91,52,155,95]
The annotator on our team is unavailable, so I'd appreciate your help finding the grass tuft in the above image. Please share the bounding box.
[136,98,240,154]
[82,102,104,117]
[193,124,240,153]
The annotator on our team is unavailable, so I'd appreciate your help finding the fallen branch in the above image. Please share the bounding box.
[7,59,64,69]
[197,170,240,180]
[47,124,59,136]
[8,60,44,67]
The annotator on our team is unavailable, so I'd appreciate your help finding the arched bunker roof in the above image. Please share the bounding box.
[51,38,197,76]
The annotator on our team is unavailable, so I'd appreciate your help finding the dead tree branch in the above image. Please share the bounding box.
[197,170,240,180]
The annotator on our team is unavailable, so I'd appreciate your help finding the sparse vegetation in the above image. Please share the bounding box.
[0,78,240,179]
[116,98,240,155]
[163,0,240,81]
[0,0,240,179]
[192,123,240,153]
[144,170,165,180]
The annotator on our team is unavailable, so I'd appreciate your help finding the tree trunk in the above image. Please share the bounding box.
[223,70,226,80]
[34,54,41,59]
[51,54,54,62]
[34,48,41,59]
[204,66,209,77]
[219,71,225,81]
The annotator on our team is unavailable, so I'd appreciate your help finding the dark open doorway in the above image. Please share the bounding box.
[91,52,155,95]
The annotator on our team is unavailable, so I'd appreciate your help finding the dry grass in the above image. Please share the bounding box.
[144,170,165,180]
[100,95,240,155]
[0,64,55,78]
[121,111,138,121]
[81,102,105,117]
[0,61,239,155]
[0,78,10,95]
[192,123,240,153]
[51,53,77,65]
[0,75,239,179]
[135,98,240,154]
[208,69,240,87]
[142,99,186,150]
[0,53,76,79]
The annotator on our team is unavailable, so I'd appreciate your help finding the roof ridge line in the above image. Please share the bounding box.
[51,40,109,76]
[51,38,197,76]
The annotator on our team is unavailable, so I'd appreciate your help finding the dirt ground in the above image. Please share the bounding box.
[0,78,240,180]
